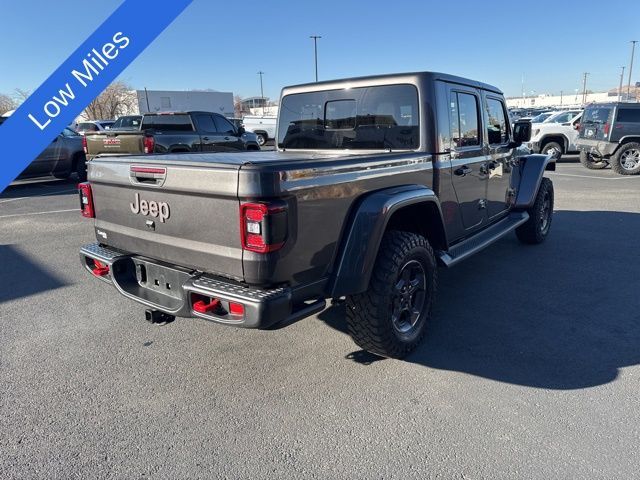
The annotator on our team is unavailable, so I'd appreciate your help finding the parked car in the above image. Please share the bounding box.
[576,102,640,174]
[0,118,87,181]
[242,115,277,146]
[526,111,582,161]
[83,111,260,159]
[76,120,115,134]
[110,115,142,131]
[78,71,553,359]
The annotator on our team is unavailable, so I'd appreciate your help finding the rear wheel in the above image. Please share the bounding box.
[611,142,640,175]
[516,177,554,244]
[579,150,608,170]
[345,231,437,359]
[541,141,563,161]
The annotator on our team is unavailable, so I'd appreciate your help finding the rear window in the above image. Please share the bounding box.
[77,122,99,132]
[112,116,141,129]
[142,114,194,132]
[582,107,612,125]
[278,84,419,150]
[616,108,640,123]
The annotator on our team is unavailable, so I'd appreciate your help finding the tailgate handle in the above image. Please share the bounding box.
[130,166,167,186]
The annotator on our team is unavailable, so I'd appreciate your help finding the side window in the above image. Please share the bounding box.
[213,115,236,135]
[616,108,640,123]
[485,98,508,145]
[194,114,218,133]
[450,92,480,148]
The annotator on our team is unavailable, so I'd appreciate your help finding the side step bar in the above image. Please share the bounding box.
[437,211,529,268]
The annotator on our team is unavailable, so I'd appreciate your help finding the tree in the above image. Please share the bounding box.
[0,93,16,115]
[84,81,137,120]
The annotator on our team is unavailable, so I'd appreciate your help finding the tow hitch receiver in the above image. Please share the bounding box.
[145,309,175,325]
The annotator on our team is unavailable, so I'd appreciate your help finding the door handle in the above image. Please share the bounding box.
[454,166,472,176]
[224,137,230,140]
[202,136,209,141]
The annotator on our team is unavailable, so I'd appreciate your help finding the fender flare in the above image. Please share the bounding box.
[514,154,552,209]
[540,133,570,152]
[330,185,444,297]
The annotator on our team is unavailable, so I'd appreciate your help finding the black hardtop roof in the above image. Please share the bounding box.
[283,71,503,95]
[585,102,640,108]
[143,111,225,116]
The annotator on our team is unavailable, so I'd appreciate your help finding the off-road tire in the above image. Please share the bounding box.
[345,231,437,359]
[579,150,608,170]
[516,177,554,244]
[610,142,640,175]
[541,141,563,161]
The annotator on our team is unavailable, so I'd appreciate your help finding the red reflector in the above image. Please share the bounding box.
[229,302,245,316]
[130,166,165,174]
[78,182,95,218]
[193,298,221,314]
[92,260,109,277]
[81,135,87,154]
[603,123,610,136]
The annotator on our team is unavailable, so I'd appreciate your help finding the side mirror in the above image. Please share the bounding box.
[512,121,531,146]
[573,123,580,131]
[237,126,245,135]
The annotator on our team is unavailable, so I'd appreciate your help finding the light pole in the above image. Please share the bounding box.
[257,71,265,115]
[627,40,637,100]
[581,72,589,104]
[619,66,626,102]
[310,35,321,82]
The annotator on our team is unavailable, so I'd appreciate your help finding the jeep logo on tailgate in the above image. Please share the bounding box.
[130,193,170,223]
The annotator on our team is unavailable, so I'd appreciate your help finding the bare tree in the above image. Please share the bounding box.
[84,81,137,120]
[13,88,31,104]
[0,93,16,115]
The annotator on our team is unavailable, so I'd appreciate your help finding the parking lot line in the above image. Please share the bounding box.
[0,208,77,219]
[548,172,640,180]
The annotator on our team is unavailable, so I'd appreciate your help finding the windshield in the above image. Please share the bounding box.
[530,113,552,123]
[582,107,612,124]
[278,84,419,150]
[543,111,578,123]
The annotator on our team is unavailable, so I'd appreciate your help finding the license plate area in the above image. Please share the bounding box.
[111,256,194,313]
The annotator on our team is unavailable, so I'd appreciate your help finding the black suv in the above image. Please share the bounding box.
[576,102,640,175]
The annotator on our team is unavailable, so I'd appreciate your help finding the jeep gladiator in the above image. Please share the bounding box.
[79,72,554,358]
[83,111,260,160]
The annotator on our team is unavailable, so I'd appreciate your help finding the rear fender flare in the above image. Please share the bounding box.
[330,185,444,297]
[514,154,552,209]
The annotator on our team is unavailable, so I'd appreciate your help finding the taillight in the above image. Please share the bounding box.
[240,202,287,253]
[144,135,155,154]
[603,122,610,136]
[78,182,95,218]
[82,135,87,154]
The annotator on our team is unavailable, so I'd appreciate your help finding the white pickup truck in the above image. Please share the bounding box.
[526,110,582,161]
[242,115,277,146]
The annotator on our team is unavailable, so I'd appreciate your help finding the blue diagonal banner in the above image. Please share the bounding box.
[0,0,193,192]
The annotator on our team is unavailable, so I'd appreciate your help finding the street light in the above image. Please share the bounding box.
[619,66,626,102]
[257,71,265,115]
[627,40,637,101]
[310,35,321,82]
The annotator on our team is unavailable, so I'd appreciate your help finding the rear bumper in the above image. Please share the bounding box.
[80,242,324,328]
[576,139,617,158]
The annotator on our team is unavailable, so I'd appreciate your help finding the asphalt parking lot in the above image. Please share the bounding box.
[1,156,639,479]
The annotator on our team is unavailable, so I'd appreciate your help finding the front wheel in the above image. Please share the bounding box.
[611,142,640,175]
[579,150,608,170]
[256,133,267,146]
[542,141,563,161]
[516,177,554,244]
[345,231,437,359]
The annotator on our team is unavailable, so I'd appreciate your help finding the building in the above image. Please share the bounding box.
[506,87,638,109]
[136,90,234,117]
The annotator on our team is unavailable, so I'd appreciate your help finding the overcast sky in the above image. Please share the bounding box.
[0,0,637,101]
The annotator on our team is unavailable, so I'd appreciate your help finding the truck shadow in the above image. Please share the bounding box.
[318,210,640,390]
[0,245,68,303]
[1,178,78,200]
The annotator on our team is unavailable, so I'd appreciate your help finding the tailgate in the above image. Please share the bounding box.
[88,157,243,281]
[86,131,145,157]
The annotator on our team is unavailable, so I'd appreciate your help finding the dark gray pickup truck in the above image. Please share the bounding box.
[79,72,553,358]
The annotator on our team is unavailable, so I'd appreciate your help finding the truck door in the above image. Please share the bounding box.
[213,115,244,151]
[448,88,488,230]
[483,95,514,220]
[193,113,219,152]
